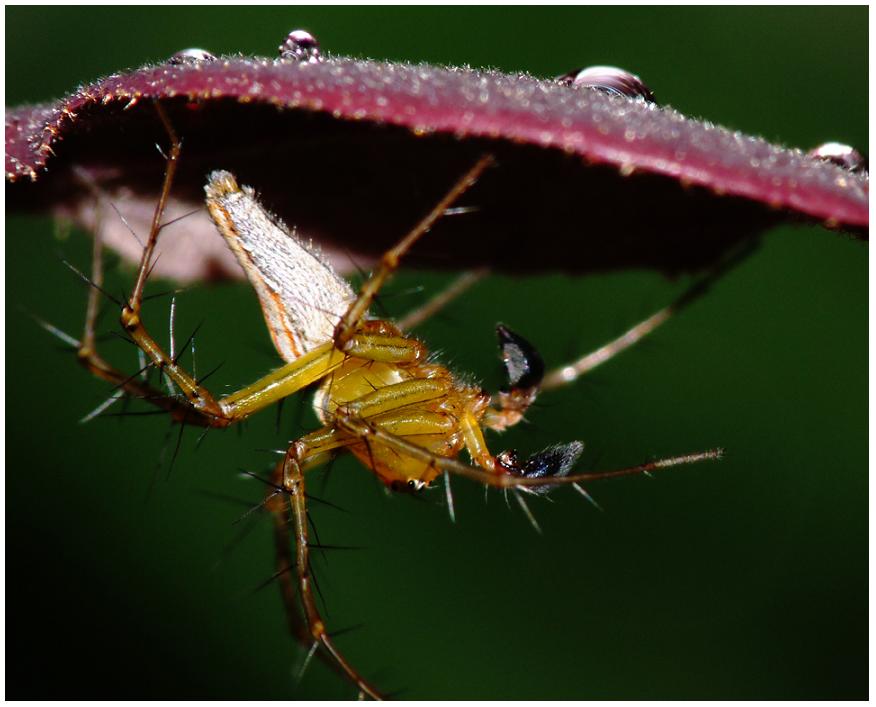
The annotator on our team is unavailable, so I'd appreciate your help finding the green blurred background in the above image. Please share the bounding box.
[6,7,867,700]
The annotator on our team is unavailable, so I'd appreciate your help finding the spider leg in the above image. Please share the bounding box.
[115,104,232,423]
[541,241,758,391]
[81,189,105,356]
[50,103,228,425]
[69,104,355,428]
[266,388,473,693]
[270,443,385,700]
[541,299,676,391]
[336,410,722,491]
[483,243,757,436]
[334,154,494,349]
[269,489,312,648]
[55,171,199,423]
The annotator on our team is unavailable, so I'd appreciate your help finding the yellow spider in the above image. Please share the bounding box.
[55,107,720,699]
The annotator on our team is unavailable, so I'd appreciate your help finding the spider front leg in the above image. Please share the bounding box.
[28,105,217,426]
[114,107,233,425]
[84,109,354,429]
[46,178,201,424]
[46,104,236,427]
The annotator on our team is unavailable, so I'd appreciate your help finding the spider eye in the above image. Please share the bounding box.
[495,324,544,391]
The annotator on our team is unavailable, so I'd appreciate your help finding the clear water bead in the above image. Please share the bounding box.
[558,65,656,104]
[279,29,321,63]
[169,48,217,65]
[808,142,867,173]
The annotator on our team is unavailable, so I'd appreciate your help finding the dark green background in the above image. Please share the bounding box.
[6,7,867,700]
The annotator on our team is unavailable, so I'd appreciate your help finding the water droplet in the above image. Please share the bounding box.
[279,29,321,63]
[168,48,217,65]
[808,142,867,173]
[558,65,656,104]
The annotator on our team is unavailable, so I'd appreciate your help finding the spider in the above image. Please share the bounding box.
[40,107,721,699]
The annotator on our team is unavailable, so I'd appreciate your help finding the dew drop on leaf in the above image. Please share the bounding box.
[278,29,321,63]
[168,48,217,65]
[558,65,656,104]
[808,141,867,173]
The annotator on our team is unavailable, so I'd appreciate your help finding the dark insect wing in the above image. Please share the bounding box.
[496,442,586,496]
[496,324,545,391]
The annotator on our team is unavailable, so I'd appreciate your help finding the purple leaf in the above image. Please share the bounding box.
[6,55,868,282]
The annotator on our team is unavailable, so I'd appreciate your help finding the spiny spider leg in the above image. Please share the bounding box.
[259,157,501,695]
[333,154,494,348]
[270,454,384,700]
[541,299,676,391]
[62,177,197,423]
[335,412,722,491]
[81,191,105,355]
[69,116,496,434]
[58,126,501,696]
[81,106,347,428]
[56,102,724,700]
[115,104,232,423]
[101,108,490,432]
[541,241,757,391]
[268,488,320,654]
